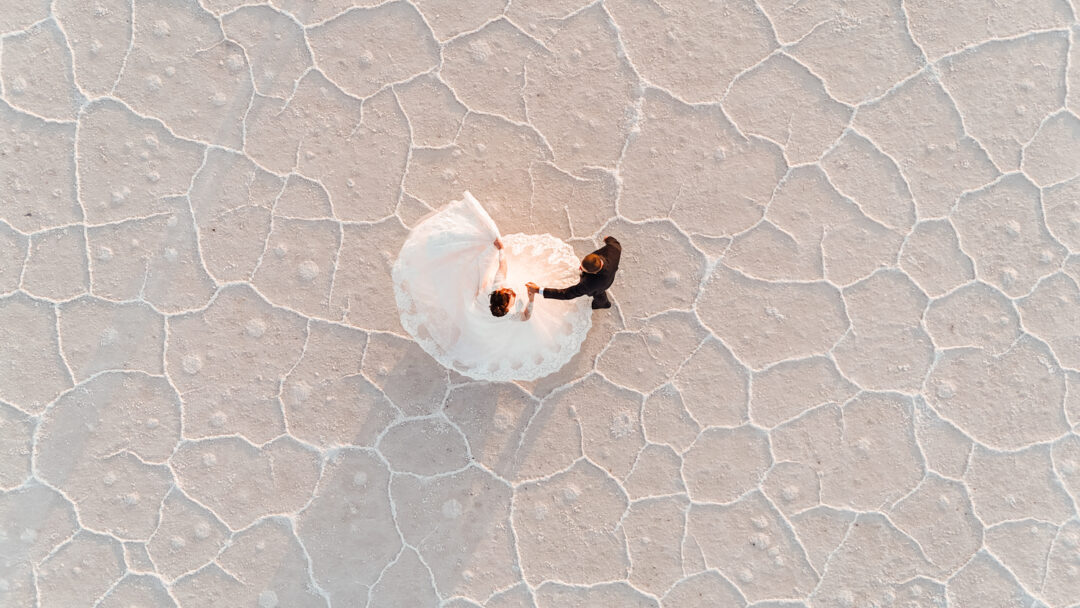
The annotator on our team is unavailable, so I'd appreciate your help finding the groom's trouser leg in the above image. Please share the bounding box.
[592,291,611,309]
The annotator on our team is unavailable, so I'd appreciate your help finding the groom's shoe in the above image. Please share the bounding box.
[592,300,611,310]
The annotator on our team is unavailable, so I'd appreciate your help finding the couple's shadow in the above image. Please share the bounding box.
[440,298,623,471]
[363,298,624,596]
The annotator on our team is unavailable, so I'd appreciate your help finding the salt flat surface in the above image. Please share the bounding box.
[1,0,1080,606]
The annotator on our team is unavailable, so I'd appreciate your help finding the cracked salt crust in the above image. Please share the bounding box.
[1,0,1080,606]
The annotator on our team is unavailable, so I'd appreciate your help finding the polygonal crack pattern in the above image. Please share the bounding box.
[1,0,1079,605]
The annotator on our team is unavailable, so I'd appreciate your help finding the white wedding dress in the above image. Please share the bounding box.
[392,192,592,381]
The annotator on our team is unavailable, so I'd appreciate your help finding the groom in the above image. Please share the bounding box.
[527,236,622,310]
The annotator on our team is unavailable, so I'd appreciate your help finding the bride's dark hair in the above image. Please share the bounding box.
[489,288,514,317]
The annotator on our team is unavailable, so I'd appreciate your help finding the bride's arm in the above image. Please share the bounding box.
[493,239,508,283]
[477,239,504,297]
[522,290,535,321]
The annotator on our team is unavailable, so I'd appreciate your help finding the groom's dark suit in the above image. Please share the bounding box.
[541,236,622,309]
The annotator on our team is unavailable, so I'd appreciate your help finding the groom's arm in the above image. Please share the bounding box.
[600,236,621,265]
[541,279,589,300]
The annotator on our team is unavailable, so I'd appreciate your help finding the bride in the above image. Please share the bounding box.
[392,192,592,382]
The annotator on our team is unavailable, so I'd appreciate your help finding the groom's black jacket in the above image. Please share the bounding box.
[542,236,621,305]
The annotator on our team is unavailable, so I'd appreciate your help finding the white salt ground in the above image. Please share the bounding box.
[0,0,1079,606]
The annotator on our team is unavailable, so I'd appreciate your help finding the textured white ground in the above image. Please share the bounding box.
[2,0,1080,606]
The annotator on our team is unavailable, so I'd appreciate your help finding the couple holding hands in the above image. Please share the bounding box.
[392,192,622,382]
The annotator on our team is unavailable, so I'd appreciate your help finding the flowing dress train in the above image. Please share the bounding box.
[392,192,592,381]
